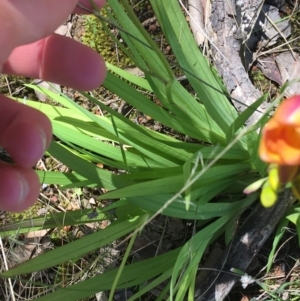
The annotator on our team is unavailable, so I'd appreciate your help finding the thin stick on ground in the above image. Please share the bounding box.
[0,236,16,301]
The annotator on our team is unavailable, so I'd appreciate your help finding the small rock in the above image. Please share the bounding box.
[95,292,108,301]
[34,81,61,102]
[55,22,72,37]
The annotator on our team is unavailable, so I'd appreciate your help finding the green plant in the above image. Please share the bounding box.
[1,1,298,300]
[82,7,131,67]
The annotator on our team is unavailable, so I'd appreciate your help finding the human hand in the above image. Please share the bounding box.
[0,0,106,212]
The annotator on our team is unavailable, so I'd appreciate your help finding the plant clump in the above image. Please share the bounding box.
[82,11,132,68]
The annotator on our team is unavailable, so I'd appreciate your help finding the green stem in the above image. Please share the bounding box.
[108,228,138,301]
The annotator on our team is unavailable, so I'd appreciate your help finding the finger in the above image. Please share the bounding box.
[3,34,106,91]
[0,0,105,67]
[0,0,77,65]
[74,0,106,14]
[0,95,52,168]
[0,165,40,212]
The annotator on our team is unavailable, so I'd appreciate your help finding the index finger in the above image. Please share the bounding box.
[0,0,105,67]
[0,0,76,65]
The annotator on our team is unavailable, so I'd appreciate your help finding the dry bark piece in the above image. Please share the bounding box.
[258,52,300,96]
[188,0,205,45]
[275,52,300,96]
[205,0,266,126]
[257,56,283,85]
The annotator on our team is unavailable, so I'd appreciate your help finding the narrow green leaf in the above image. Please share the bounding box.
[98,163,251,200]
[106,62,151,91]
[128,271,172,301]
[48,141,132,190]
[32,249,180,301]
[25,84,88,114]
[145,75,226,144]
[15,97,119,142]
[127,193,256,220]
[0,201,143,236]
[81,91,195,165]
[53,121,162,169]
[150,0,238,134]
[103,71,214,141]
[247,131,267,177]
[2,216,143,277]
[109,0,173,81]
[37,170,88,186]
[104,1,227,145]
[226,93,268,142]
[286,208,300,245]
[266,217,289,273]
[171,215,231,299]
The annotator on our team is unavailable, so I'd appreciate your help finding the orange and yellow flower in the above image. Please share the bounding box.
[258,95,300,207]
[259,95,300,166]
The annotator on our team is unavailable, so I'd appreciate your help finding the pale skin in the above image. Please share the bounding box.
[0,0,107,212]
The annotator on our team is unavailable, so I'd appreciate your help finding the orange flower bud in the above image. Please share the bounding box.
[259,95,300,165]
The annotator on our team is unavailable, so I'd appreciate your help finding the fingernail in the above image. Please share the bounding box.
[39,128,47,153]
[16,172,30,204]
